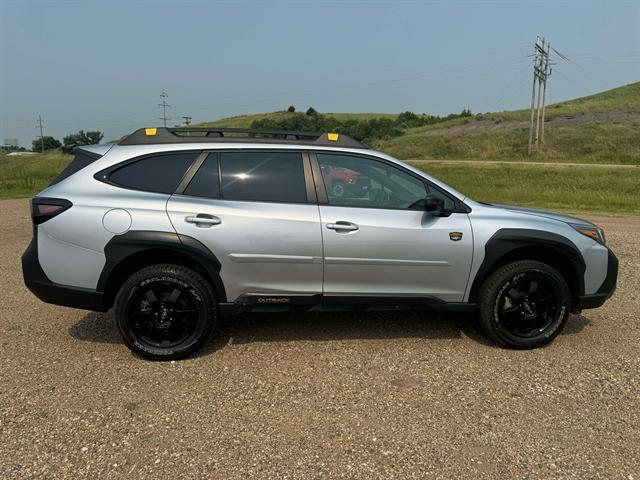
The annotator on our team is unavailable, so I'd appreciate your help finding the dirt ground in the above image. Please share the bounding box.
[1,198,638,479]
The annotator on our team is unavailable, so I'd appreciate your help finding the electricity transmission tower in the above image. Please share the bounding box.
[158,90,171,127]
[36,115,46,153]
[528,36,552,154]
[181,116,192,126]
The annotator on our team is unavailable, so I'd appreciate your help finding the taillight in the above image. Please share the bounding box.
[31,198,72,225]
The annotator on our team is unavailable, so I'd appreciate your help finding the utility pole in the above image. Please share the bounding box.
[159,90,171,127]
[36,115,45,153]
[181,116,192,126]
[528,36,551,154]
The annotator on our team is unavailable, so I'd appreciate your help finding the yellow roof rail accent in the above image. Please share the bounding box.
[145,128,157,136]
[327,133,339,142]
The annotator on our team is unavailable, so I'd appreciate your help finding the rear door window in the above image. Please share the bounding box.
[183,155,220,198]
[219,151,307,203]
[108,152,199,194]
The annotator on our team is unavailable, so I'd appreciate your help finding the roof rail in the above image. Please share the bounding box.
[119,127,368,149]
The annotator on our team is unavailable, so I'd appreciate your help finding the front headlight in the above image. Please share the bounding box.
[570,224,606,245]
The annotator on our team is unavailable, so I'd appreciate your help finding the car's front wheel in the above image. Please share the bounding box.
[114,264,215,360]
[479,260,571,349]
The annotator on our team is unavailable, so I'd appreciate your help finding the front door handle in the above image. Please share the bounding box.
[326,221,359,232]
[185,214,221,227]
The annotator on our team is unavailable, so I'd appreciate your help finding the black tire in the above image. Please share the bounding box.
[479,260,571,349]
[114,264,216,360]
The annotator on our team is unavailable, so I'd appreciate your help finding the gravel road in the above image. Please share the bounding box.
[1,199,638,479]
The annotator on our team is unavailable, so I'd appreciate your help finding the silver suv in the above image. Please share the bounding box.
[22,127,618,359]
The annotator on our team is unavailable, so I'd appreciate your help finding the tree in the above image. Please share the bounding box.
[287,105,296,112]
[62,130,103,154]
[306,107,318,116]
[32,136,61,152]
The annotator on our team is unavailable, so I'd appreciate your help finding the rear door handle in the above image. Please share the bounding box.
[185,214,221,227]
[326,221,359,232]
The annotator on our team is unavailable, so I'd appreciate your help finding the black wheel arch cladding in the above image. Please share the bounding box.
[469,228,586,302]
[98,231,227,307]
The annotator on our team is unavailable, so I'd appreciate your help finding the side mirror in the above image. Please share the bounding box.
[425,195,445,216]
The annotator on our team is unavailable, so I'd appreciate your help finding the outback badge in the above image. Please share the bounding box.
[449,232,463,241]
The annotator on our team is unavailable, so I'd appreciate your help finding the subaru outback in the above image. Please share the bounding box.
[22,127,618,360]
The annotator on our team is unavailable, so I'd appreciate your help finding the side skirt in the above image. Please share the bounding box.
[218,294,477,315]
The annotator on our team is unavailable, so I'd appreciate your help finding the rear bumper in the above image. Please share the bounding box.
[576,247,618,311]
[22,237,107,311]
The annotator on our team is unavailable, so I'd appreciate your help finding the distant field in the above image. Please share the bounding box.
[410,162,640,215]
[0,153,71,199]
[1,152,638,214]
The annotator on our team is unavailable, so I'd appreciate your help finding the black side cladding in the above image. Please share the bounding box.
[469,228,587,301]
[48,148,103,186]
[98,231,227,305]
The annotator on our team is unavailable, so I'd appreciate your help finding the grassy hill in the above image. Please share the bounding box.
[194,112,397,129]
[1,82,639,213]
[199,82,640,165]
[376,82,640,164]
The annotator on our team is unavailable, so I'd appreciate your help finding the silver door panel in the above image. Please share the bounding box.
[167,196,323,301]
[319,206,473,301]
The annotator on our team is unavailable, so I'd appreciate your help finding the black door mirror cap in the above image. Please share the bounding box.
[425,195,446,216]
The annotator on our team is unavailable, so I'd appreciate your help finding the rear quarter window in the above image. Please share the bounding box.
[106,152,199,194]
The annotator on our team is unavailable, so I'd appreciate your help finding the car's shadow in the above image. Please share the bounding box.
[69,309,592,358]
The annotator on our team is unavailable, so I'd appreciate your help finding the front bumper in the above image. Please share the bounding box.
[575,247,618,310]
[22,237,107,311]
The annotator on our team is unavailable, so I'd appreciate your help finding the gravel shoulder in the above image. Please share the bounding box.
[1,199,638,479]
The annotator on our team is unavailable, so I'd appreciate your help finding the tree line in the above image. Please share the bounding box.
[32,130,104,154]
[253,106,473,143]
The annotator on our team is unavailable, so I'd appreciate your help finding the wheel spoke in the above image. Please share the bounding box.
[145,289,159,304]
[125,280,202,350]
[496,272,561,339]
[508,287,525,300]
[167,288,181,304]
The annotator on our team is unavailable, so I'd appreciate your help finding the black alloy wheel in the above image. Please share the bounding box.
[479,260,571,349]
[114,264,215,360]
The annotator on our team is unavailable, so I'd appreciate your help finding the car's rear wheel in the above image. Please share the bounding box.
[479,260,571,349]
[114,264,215,360]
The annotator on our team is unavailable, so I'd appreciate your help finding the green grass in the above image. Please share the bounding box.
[410,162,640,215]
[195,111,398,129]
[0,152,72,199]
[2,82,639,213]
[438,81,640,123]
[201,82,640,165]
[379,123,640,164]
[1,152,637,214]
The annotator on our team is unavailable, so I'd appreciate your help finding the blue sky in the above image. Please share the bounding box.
[1,0,638,147]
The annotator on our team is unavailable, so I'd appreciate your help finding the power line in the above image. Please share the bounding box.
[528,36,552,155]
[158,90,171,127]
[181,116,192,126]
[36,115,45,153]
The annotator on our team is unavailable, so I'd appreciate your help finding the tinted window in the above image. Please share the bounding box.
[317,153,430,210]
[220,152,306,203]
[109,152,198,194]
[184,155,219,198]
